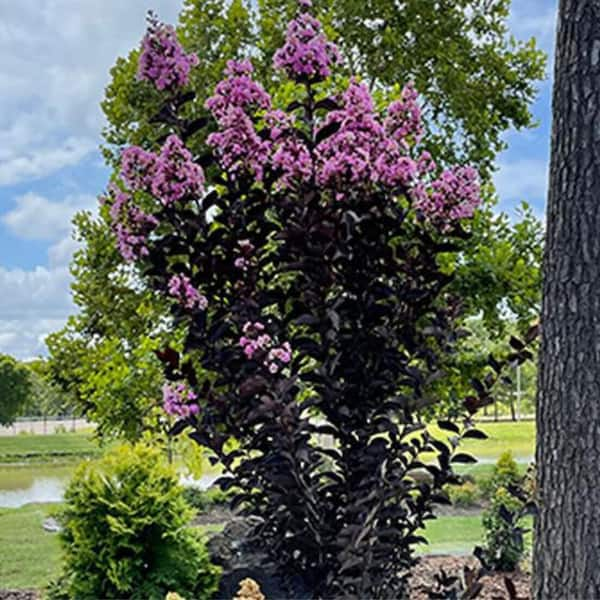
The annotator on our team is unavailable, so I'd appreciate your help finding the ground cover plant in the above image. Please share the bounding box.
[101,3,536,597]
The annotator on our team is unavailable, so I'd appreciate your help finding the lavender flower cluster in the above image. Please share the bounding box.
[137,16,199,91]
[273,5,341,82]
[239,321,292,374]
[162,382,200,418]
[168,274,208,311]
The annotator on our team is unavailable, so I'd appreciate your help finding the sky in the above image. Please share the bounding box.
[0,0,557,360]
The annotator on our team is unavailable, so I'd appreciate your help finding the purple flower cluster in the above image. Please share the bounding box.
[207,107,271,181]
[120,135,205,205]
[162,382,200,418]
[168,274,208,311]
[413,166,481,223]
[105,186,158,262]
[239,321,292,374]
[151,135,205,205]
[384,83,424,148]
[273,8,341,82]
[120,146,157,192]
[137,17,199,91]
[205,60,271,119]
[316,80,385,190]
[206,61,272,181]
[267,111,313,188]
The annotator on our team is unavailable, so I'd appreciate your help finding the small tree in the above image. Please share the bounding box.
[101,4,533,596]
[0,354,32,426]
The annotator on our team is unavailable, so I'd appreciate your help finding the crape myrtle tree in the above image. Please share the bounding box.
[47,0,544,440]
[101,5,534,596]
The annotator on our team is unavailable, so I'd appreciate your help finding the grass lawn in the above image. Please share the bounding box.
[0,432,102,463]
[0,501,532,591]
[0,502,224,591]
[428,420,535,462]
[0,503,62,589]
[418,514,533,556]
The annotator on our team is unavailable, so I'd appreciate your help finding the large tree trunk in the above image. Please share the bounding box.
[534,1,600,597]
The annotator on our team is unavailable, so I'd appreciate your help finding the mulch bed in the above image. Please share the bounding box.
[408,555,531,599]
[0,591,39,600]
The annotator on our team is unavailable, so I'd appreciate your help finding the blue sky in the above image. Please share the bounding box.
[0,0,556,359]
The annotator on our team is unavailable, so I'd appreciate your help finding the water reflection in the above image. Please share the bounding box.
[0,464,218,508]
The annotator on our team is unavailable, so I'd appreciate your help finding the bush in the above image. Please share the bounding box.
[48,444,220,599]
[491,450,520,488]
[479,450,521,498]
[479,452,528,571]
[447,481,481,507]
[480,487,525,571]
[182,485,231,513]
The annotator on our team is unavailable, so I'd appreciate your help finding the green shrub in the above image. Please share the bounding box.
[447,481,481,507]
[481,487,525,571]
[48,444,220,599]
[182,485,231,513]
[479,451,527,572]
[480,450,521,497]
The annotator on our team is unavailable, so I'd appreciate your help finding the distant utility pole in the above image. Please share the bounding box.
[516,364,521,421]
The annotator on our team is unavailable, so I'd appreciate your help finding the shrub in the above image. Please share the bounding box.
[491,450,520,488]
[479,450,521,498]
[447,480,481,508]
[182,485,231,513]
[479,451,530,572]
[101,3,535,596]
[49,444,220,599]
[480,487,525,572]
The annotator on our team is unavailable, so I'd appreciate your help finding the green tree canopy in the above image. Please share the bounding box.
[0,355,32,426]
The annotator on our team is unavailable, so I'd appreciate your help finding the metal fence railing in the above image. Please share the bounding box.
[0,417,93,436]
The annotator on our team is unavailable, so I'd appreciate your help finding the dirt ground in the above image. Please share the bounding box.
[409,555,531,599]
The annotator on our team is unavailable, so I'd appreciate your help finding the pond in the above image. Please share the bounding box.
[0,463,218,508]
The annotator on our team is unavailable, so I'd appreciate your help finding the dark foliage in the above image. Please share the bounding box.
[107,15,538,592]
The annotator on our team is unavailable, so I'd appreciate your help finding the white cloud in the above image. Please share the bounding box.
[494,158,549,203]
[0,265,74,359]
[48,236,81,268]
[0,1,181,188]
[2,192,95,241]
[0,138,96,186]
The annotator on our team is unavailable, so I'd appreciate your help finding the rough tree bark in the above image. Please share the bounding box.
[534,1,600,597]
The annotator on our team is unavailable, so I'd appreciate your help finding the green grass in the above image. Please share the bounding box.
[461,421,535,460]
[454,461,529,481]
[0,503,62,589]
[418,514,533,556]
[428,420,534,461]
[0,432,102,463]
[0,502,224,591]
[0,502,534,591]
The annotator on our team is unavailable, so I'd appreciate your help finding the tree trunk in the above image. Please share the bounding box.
[534,1,600,597]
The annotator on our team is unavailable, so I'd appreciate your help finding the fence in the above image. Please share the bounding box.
[0,416,93,436]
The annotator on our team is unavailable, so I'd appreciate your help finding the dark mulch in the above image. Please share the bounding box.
[408,555,531,600]
[0,591,39,600]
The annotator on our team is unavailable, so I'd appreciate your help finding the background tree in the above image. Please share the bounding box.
[0,355,32,426]
[534,1,600,597]
[22,358,68,419]
[48,0,545,439]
